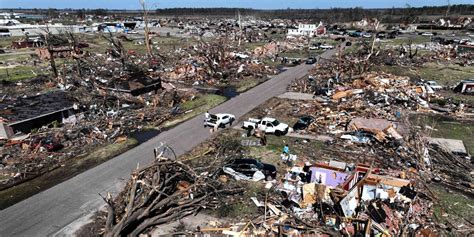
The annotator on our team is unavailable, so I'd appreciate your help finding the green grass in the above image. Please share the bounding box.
[243,134,326,173]
[382,36,432,47]
[0,37,22,48]
[280,50,308,58]
[374,63,474,86]
[152,36,197,52]
[0,65,40,81]
[242,42,266,51]
[418,63,474,86]
[88,35,197,55]
[162,94,226,128]
[181,94,226,110]
[0,53,34,62]
[235,79,260,93]
[438,91,474,106]
[311,38,338,46]
[431,184,474,230]
[120,41,148,55]
[411,114,474,154]
[374,62,474,105]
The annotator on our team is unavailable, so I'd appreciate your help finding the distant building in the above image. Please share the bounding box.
[35,46,75,60]
[315,22,327,36]
[0,23,88,37]
[11,37,44,49]
[287,22,326,37]
[288,23,316,37]
[436,17,472,28]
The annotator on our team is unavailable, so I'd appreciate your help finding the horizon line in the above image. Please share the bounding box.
[1,4,470,11]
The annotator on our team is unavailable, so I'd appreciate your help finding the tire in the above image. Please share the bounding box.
[275,131,282,136]
[266,175,273,181]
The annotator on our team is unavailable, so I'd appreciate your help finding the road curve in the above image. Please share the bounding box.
[0,48,338,236]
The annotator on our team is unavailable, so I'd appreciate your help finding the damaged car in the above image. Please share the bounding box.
[292,115,315,130]
[222,159,277,181]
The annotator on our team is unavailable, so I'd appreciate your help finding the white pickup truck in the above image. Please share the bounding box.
[242,117,289,136]
[204,113,235,128]
[319,44,335,49]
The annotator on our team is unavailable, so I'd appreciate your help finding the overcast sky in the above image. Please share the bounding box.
[1,0,472,10]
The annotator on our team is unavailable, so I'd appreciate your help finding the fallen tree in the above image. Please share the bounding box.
[99,146,243,236]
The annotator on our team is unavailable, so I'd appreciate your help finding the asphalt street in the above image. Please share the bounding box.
[0,47,339,236]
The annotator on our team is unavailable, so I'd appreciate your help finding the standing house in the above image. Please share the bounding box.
[315,22,327,36]
[287,22,326,37]
[287,23,317,37]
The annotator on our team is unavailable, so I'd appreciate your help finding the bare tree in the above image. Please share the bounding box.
[103,31,127,69]
[194,39,228,79]
[399,39,418,60]
[139,0,153,58]
[66,31,83,77]
[41,30,59,78]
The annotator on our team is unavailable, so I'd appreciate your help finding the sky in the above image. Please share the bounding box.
[1,0,472,10]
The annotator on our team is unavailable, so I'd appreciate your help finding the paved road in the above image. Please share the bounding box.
[0,48,338,237]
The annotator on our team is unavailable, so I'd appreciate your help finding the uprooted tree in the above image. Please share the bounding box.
[100,141,244,236]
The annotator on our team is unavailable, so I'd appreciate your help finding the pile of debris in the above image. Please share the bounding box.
[80,139,246,236]
[194,134,472,236]
[161,38,279,86]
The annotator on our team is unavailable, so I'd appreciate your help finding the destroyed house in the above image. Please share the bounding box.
[35,46,74,60]
[12,38,44,49]
[104,76,161,96]
[309,163,349,188]
[337,165,413,218]
[0,91,78,139]
[35,43,88,60]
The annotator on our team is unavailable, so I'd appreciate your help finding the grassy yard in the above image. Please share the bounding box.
[280,46,325,58]
[431,183,474,232]
[410,114,474,154]
[221,127,327,176]
[374,63,473,86]
[234,78,261,93]
[0,65,41,81]
[311,38,339,46]
[0,53,34,62]
[0,36,22,48]
[417,63,474,86]
[382,35,432,47]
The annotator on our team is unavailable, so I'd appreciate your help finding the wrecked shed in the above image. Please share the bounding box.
[103,76,162,96]
[0,90,79,139]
